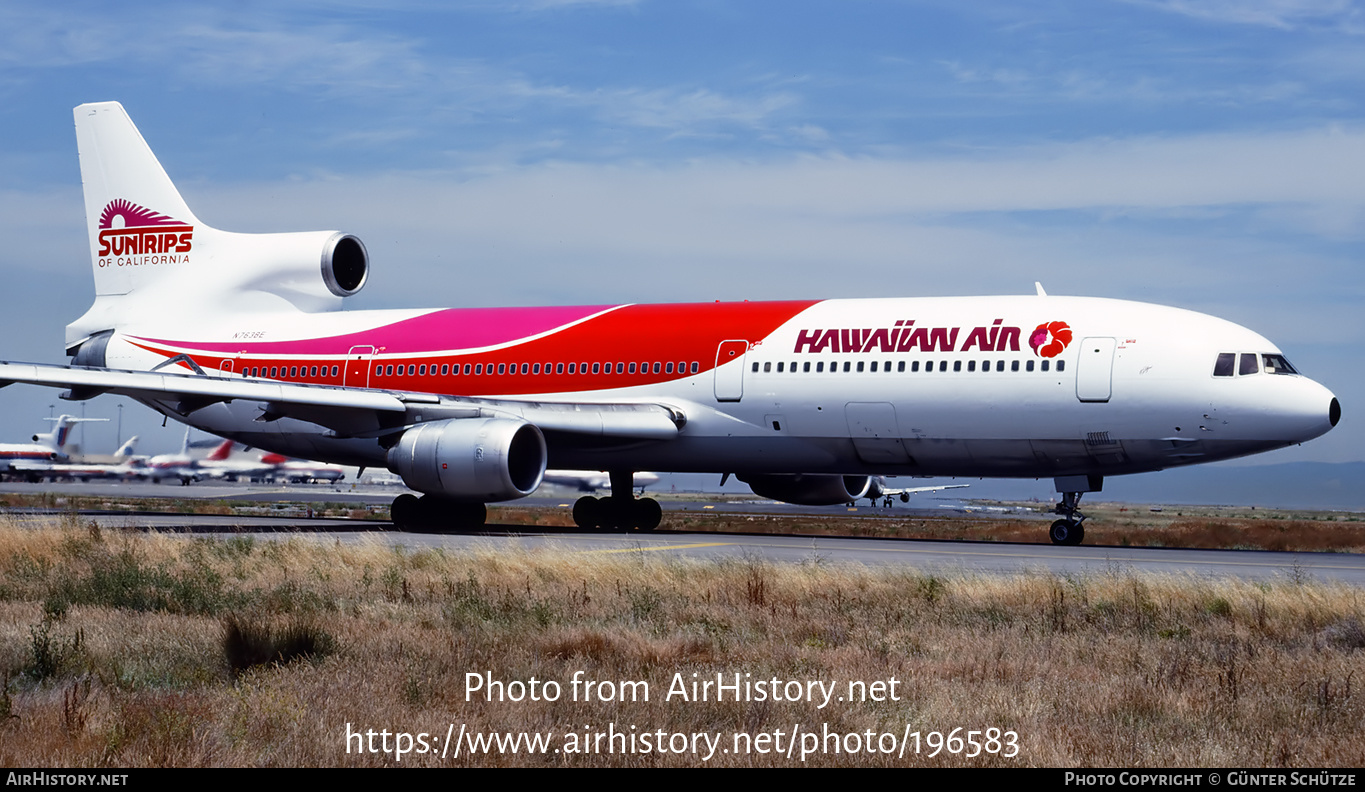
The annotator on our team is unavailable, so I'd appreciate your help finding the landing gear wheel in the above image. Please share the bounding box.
[632,498,662,532]
[573,496,603,530]
[391,494,486,532]
[573,495,661,531]
[1049,519,1084,546]
[390,493,422,530]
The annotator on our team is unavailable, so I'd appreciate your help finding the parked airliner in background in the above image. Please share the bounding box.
[860,480,969,508]
[254,452,346,484]
[0,414,109,478]
[10,435,142,482]
[0,103,1341,544]
[542,470,660,494]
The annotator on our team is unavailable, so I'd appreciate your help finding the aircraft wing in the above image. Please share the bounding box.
[0,361,684,442]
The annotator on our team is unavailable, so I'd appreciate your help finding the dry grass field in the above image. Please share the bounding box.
[1,514,1363,767]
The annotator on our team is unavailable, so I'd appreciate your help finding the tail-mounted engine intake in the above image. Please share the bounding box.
[188,229,371,313]
[387,418,547,502]
[739,473,872,506]
[320,233,369,297]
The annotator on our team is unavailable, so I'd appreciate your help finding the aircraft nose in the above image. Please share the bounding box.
[1293,378,1340,441]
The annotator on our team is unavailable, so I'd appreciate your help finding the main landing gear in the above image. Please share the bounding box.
[390,493,487,532]
[1049,474,1102,546]
[572,470,662,532]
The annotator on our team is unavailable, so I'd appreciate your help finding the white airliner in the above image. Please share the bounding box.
[542,470,661,494]
[860,479,969,508]
[0,102,1341,544]
[11,435,142,482]
[254,452,346,484]
[0,414,109,477]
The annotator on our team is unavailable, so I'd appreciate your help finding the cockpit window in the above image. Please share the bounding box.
[1213,353,1235,377]
[1261,354,1298,375]
[1238,353,1259,376]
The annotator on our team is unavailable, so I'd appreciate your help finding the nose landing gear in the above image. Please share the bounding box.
[1050,475,1101,546]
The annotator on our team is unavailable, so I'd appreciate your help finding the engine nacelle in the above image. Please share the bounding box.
[320,233,370,297]
[387,418,546,502]
[192,229,370,312]
[739,473,872,506]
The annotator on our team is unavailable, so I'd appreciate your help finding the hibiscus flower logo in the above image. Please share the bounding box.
[1029,321,1073,358]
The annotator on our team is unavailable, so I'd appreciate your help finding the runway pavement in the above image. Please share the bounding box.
[3,479,1362,585]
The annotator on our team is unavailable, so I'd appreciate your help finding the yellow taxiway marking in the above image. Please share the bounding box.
[584,542,734,555]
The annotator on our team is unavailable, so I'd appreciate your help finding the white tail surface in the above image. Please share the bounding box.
[75,102,202,298]
[66,102,369,352]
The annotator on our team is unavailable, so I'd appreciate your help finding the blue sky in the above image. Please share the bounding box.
[0,0,1361,467]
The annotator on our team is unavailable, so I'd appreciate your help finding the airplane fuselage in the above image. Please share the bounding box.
[93,294,1338,481]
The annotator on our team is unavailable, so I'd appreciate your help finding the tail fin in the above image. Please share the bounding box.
[66,102,369,355]
[35,415,108,453]
[205,439,236,461]
[115,436,139,457]
[75,102,202,299]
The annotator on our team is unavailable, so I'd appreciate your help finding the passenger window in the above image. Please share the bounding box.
[953,361,961,372]
[1057,360,1065,372]
[1238,353,1259,376]
[967,361,976,372]
[1213,353,1235,377]
[1026,360,1034,372]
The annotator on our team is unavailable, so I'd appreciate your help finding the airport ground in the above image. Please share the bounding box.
[2,482,1363,766]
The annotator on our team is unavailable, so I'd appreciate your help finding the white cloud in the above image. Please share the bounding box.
[1135,0,1363,30]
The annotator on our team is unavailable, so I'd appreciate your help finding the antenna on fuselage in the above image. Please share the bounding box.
[1035,282,1048,297]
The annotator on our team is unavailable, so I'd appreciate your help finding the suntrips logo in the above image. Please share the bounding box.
[1029,321,1073,358]
[95,199,193,268]
[792,319,1024,354]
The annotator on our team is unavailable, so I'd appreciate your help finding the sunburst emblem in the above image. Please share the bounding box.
[98,199,179,230]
